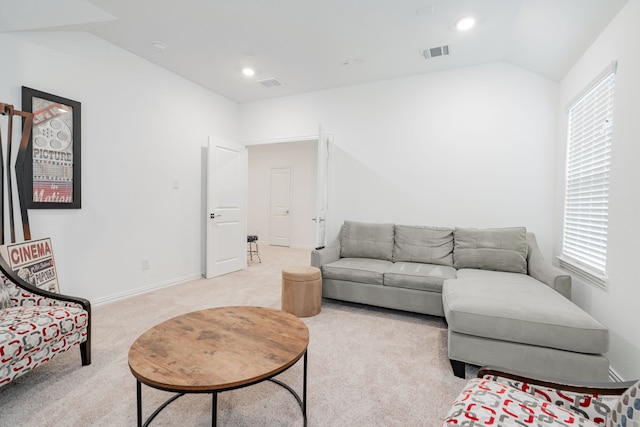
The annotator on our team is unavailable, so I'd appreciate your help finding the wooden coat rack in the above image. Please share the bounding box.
[0,102,34,244]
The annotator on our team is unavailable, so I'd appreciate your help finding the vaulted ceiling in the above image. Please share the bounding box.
[0,0,628,103]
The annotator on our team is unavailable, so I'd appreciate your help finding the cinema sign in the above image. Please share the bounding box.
[0,238,59,293]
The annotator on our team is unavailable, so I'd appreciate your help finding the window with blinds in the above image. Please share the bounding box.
[559,62,616,288]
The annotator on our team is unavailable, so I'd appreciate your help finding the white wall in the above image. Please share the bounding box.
[240,62,560,258]
[555,1,640,380]
[247,141,317,249]
[0,31,238,304]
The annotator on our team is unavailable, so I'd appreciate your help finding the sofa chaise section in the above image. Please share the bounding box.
[443,228,609,382]
[443,275,610,382]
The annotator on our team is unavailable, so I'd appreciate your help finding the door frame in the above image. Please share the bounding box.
[243,131,331,250]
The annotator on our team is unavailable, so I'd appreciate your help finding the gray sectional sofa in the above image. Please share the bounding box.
[311,221,610,382]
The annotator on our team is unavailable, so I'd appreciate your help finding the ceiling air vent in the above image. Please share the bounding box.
[421,45,450,59]
[257,78,283,88]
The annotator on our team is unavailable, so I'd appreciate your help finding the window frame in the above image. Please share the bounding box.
[558,61,617,290]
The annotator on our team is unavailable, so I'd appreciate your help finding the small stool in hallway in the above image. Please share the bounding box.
[281,266,322,318]
[247,235,261,263]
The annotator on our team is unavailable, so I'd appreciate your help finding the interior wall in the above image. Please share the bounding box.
[247,141,317,249]
[0,31,238,304]
[240,62,559,259]
[554,1,640,380]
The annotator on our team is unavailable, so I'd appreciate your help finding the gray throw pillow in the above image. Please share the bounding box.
[340,221,395,261]
[453,227,528,273]
[393,225,454,266]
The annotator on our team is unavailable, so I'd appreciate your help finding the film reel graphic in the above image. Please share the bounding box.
[33,117,72,151]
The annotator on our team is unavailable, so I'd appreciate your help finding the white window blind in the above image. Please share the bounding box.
[561,62,616,283]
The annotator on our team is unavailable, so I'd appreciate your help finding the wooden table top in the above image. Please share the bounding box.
[128,306,310,392]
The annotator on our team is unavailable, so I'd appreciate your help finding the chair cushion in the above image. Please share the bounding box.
[441,378,600,427]
[442,277,609,354]
[485,374,620,426]
[0,305,88,386]
[322,258,392,286]
[340,221,395,261]
[384,262,456,292]
[607,380,640,427]
[392,225,454,266]
[453,227,528,273]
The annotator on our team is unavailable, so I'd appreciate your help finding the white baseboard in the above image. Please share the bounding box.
[259,242,315,250]
[91,272,203,307]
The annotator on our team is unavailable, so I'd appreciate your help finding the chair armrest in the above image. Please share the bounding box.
[310,243,340,268]
[478,366,636,396]
[0,254,91,311]
[526,233,572,299]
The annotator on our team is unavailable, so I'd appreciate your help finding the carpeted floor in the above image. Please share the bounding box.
[0,245,471,426]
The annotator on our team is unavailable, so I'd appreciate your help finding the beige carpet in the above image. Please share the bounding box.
[0,245,470,426]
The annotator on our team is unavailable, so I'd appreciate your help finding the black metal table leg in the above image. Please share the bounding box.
[303,351,307,426]
[212,392,218,427]
[137,380,142,427]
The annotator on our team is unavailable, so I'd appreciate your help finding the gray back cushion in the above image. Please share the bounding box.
[340,221,395,261]
[453,227,528,273]
[393,225,454,266]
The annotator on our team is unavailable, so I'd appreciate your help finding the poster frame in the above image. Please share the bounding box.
[21,86,81,209]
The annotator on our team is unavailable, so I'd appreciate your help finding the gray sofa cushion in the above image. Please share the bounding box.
[456,268,541,285]
[384,262,457,292]
[442,277,609,354]
[392,225,454,266]
[322,258,392,286]
[454,227,528,274]
[340,221,395,261]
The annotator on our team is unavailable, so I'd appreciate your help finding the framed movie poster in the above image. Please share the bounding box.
[21,87,81,209]
[0,238,60,293]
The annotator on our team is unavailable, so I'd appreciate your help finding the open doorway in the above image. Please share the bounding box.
[247,140,317,250]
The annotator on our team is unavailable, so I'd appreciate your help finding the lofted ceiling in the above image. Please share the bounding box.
[0,0,629,103]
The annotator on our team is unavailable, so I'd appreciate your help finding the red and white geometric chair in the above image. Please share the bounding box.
[441,366,639,427]
[0,255,91,387]
[0,103,91,387]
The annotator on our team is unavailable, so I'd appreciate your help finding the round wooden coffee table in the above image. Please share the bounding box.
[128,306,309,426]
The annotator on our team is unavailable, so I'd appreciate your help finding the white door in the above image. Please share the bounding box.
[269,167,291,247]
[313,134,331,249]
[206,137,247,278]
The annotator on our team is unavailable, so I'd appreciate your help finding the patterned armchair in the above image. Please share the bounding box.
[441,366,639,427]
[0,254,91,386]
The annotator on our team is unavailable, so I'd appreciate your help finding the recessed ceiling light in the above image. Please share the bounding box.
[150,41,166,52]
[455,17,475,31]
[242,67,256,77]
